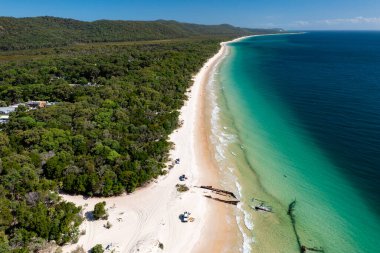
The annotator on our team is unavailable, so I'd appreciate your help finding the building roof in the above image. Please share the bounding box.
[0,107,16,114]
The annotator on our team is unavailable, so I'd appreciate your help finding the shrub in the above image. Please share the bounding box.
[71,246,85,253]
[91,244,104,253]
[93,202,107,220]
[176,184,189,192]
[104,221,112,229]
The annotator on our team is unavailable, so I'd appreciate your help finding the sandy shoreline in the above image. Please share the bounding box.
[61,36,248,253]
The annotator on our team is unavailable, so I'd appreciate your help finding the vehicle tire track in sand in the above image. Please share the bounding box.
[124,207,146,251]
[126,191,166,252]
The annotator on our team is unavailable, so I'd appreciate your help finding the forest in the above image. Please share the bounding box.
[0,16,281,252]
[0,16,282,50]
[0,37,227,252]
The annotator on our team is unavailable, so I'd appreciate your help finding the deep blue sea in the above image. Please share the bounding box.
[217,32,380,252]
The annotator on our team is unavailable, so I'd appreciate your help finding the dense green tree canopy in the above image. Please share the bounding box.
[0,16,281,50]
[0,39,222,197]
[0,37,225,252]
[0,18,281,251]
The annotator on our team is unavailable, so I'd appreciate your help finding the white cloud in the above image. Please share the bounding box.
[318,16,380,25]
[293,20,310,26]
[290,16,380,28]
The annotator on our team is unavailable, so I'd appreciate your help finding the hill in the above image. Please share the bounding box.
[0,17,282,252]
[0,16,282,50]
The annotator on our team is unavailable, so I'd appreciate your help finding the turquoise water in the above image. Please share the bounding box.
[216,33,380,252]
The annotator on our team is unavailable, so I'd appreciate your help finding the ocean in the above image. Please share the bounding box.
[208,32,380,252]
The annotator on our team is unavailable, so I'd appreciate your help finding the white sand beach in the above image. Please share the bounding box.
[61,37,245,253]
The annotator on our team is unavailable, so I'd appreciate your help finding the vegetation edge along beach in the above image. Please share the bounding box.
[0,16,282,252]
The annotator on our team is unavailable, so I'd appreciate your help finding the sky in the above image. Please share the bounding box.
[1,0,380,30]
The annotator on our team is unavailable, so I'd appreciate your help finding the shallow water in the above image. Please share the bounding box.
[212,32,380,252]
